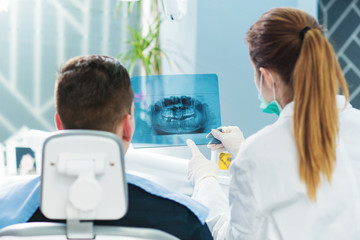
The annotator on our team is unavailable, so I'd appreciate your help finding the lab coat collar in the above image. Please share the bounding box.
[278,95,351,119]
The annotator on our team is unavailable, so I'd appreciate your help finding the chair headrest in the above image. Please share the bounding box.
[41,130,128,221]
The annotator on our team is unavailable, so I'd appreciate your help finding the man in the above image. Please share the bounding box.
[2,55,212,239]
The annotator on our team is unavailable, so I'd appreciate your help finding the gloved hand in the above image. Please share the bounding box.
[207,126,245,157]
[187,139,218,186]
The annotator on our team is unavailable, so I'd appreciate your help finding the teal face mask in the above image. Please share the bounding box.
[258,72,282,116]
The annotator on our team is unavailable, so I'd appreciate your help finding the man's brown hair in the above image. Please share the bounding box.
[55,55,134,133]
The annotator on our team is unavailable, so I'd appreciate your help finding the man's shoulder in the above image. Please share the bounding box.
[125,183,213,239]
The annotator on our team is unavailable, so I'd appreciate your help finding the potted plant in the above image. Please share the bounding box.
[116,0,172,76]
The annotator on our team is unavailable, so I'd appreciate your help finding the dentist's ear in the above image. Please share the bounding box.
[259,67,275,89]
[55,112,63,130]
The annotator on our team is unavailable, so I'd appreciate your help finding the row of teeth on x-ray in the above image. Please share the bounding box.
[151,96,209,135]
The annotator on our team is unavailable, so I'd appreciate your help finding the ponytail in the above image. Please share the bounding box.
[292,28,349,201]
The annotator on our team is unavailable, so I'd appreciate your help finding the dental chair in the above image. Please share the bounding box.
[0,130,178,240]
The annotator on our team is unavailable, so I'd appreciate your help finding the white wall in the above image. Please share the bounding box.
[160,1,198,74]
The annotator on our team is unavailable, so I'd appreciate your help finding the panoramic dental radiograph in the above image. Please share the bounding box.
[151,96,209,135]
[130,74,221,147]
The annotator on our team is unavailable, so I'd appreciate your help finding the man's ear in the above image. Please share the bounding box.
[55,112,63,130]
[121,114,132,142]
[259,67,274,89]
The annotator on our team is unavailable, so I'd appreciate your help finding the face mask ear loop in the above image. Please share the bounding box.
[268,71,276,101]
[260,72,263,95]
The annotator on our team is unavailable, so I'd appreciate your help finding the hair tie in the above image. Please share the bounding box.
[299,26,311,41]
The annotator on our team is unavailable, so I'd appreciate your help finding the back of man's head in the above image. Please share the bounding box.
[55,55,134,133]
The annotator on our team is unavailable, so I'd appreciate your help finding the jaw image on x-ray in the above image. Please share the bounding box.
[151,96,209,135]
[131,74,221,147]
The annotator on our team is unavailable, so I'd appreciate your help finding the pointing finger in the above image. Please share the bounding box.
[186,139,202,156]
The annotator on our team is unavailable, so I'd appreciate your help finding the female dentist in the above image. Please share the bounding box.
[187,7,360,240]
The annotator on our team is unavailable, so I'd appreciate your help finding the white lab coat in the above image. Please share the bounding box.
[192,95,360,240]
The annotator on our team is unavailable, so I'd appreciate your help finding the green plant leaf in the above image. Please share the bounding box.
[117,2,172,75]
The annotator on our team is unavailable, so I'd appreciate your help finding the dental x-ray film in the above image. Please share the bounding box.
[131,74,221,148]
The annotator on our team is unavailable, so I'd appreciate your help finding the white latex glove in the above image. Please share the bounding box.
[207,126,245,157]
[187,139,218,186]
